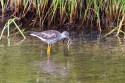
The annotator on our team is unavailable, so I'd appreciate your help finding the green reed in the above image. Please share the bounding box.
[103,0,125,37]
[59,0,66,26]
[0,0,7,22]
[1,0,125,37]
[0,18,26,46]
[93,0,101,32]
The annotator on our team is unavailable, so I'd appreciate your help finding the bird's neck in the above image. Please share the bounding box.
[60,34,66,39]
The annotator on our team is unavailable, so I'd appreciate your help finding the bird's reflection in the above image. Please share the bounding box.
[34,58,71,76]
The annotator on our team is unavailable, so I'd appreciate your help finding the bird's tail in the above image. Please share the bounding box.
[30,32,40,36]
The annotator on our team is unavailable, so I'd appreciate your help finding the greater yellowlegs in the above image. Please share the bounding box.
[30,30,71,58]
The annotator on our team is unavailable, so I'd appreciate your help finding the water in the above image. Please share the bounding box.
[0,36,125,83]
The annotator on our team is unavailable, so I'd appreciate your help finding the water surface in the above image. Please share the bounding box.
[0,36,125,83]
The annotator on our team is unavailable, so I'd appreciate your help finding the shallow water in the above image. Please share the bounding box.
[0,36,125,83]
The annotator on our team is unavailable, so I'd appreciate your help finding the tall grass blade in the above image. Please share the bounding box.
[0,18,26,46]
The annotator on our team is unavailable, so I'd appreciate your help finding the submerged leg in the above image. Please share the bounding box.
[47,44,51,59]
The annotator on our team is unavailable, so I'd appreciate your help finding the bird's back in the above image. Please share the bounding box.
[30,30,61,44]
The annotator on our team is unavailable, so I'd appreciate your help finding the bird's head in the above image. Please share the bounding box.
[61,31,72,50]
[61,31,70,39]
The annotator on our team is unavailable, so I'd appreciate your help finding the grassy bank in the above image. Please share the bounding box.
[0,0,125,37]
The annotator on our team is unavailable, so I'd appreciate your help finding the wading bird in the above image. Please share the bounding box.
[30,30,72,59]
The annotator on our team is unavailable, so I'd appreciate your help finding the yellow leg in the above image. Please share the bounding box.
[47,44,51,59]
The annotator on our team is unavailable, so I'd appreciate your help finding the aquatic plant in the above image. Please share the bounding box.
[0,0,125,38]
[0,0,7,22]
[0,18,26,46]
